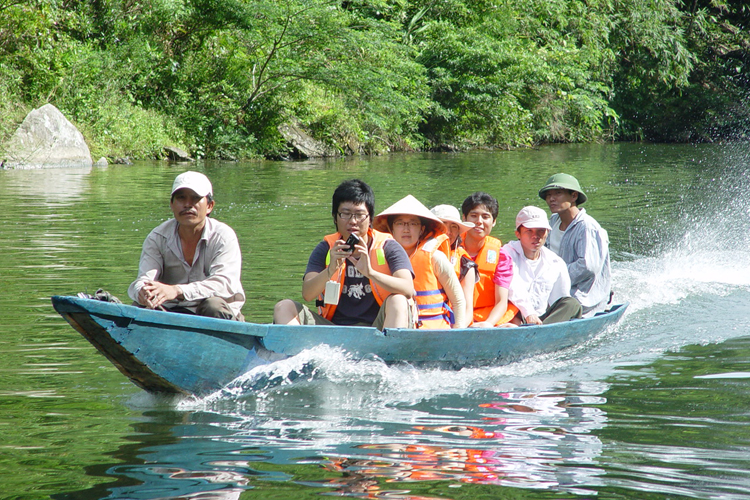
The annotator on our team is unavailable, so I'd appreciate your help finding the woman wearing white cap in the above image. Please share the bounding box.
[429,204,478,325]
[375,196,468,329]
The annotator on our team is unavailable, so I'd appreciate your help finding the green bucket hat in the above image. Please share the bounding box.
[538,173,587,205]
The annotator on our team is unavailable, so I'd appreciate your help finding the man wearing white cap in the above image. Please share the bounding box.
[127,171,245,320]
[500,206,582,325]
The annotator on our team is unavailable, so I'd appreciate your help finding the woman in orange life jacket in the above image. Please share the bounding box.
[459,192,518,327]
[430,204,479,326]
[374,195,468,329]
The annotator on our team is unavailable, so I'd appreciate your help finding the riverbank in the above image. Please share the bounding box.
[1,1,748,162]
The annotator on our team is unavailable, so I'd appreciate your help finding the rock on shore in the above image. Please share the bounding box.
[2,104,93,169]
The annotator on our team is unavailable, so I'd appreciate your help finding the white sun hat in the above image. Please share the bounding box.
[374,195,447,235]
[430,204,475,233]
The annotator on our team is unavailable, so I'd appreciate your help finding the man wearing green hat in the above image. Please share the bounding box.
[539,173,611,316]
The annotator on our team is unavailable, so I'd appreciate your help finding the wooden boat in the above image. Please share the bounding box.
[51,295,628,396]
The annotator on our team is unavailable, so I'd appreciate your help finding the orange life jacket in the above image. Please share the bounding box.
[464,236,519,325]
[472,301,518,326]
[317,229,393,320]
[468,236,502,309]
[411,234,453,329]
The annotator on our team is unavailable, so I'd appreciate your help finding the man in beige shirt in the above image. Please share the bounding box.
[127,171,245,320]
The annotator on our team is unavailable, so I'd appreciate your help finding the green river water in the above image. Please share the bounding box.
[2,143,750,499]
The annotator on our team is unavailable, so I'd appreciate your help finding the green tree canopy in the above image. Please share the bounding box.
[1,0,747,159]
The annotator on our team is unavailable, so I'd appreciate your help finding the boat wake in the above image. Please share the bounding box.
[614,160,750,317]
[614,248,750,314]
[183,243,750,407]
[184,333,625,409]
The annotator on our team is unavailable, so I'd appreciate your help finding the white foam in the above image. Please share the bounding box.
[613,248,750,314]
[694,372,750,380]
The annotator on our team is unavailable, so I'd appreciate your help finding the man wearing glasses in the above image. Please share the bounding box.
[273,179,415,329]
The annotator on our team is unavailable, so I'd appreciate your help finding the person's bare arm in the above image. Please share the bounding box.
[461,267,476,325]
[350,241,414,298]
[432,251,467,328]
[472,285,509,328]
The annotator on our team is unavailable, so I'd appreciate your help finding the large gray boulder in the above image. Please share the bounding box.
[278,120,339,158]
[1,103,93,169]
[164,145,194,162]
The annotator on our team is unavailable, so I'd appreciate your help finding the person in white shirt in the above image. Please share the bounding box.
[128,171,245,321]
[500,206,582,325]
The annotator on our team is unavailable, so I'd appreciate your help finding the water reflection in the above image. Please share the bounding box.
[0,165,92,203]
[54,384,609,499]
[0,167,93,253]
[311,387,607,496]
[51,410,262,500]
[114,467,248,500]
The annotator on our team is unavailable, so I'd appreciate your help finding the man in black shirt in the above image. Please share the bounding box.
[273,179,415,329]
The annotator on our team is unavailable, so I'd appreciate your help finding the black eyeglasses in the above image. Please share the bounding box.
[337,212,369,222]
[393,221,421,229]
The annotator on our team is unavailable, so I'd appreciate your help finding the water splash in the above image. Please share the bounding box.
[613,155,750,314]
[613,248,750,314]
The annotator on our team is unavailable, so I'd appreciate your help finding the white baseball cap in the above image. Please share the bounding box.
[515,206,551,230]
[171,171,213,197]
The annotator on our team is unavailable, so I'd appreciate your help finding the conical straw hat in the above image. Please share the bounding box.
[374,195,447,235]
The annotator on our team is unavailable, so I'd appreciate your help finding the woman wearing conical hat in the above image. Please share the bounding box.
[374,195,468,329]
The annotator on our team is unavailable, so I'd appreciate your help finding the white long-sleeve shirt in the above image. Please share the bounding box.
[502,240,571,319]
[128,217,245,317]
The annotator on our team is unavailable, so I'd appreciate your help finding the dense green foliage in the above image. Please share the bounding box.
[0,0,748,159]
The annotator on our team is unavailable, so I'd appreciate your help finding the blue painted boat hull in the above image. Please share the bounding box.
[51,295,628,396]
